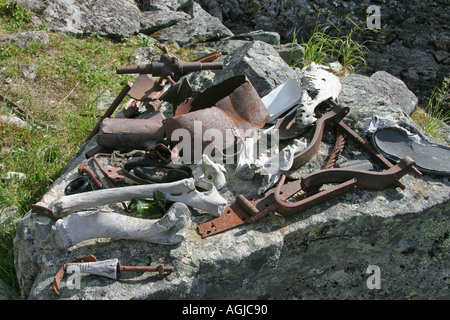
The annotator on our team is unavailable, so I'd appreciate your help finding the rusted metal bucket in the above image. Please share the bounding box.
[163,75,270,162]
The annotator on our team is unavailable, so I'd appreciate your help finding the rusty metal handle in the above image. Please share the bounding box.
[78,162,103,189]
[116,64,154,74]
[274,156,418,216]
[116,61,223,75]
[291,103,349,169]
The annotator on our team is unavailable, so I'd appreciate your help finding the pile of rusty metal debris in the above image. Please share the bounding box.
[30,44,427,295]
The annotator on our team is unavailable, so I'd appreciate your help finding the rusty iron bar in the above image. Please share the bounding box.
[118,263,174,277]
[78,162,103,189]
[116,44,223,84]
[85,81,133,142]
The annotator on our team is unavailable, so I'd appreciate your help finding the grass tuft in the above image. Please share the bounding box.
[290,17,369,75]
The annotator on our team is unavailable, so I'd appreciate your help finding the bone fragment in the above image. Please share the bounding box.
[296,63,341,128]
[49,178,226,217]
[193,154,227,190]
[66,259,119,280]
[52,202,191,248]
[235,134,257,180]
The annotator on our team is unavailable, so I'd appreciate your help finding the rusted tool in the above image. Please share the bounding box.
[51,255,97,295]
[51,255,173,296]
[197,101,423,238]
[77,162,103,189]
[290,102,349,169]
[198,156,421,238]
[116,43,223,84]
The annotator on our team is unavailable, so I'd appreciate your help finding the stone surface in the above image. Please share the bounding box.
[9,0,450,301]
[187,40,298,97]
[149,2,233,46]
[197,0,450,105]
[14,68,450,299]
[0,30,49,48]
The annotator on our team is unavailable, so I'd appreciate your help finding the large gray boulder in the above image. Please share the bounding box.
[188,40,299,97]
[17,0,142,38]
[14,62,450,299]
[196,0,450,105]
[149,2,234,46]
[15,0,234,42]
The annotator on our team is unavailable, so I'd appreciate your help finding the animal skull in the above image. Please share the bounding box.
[295,63,342,128]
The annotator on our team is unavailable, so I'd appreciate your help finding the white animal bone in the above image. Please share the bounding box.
[49,178,226,217]
[52,202,191,248]
[296,63,341,128]
[256,138,307,194]
[193,154,227,190]
[235,134,257,180]
[66,259,119,280]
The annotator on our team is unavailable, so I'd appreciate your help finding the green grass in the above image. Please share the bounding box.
[290,18,369,74]
[0,0,160,299]
[411,78,450,142]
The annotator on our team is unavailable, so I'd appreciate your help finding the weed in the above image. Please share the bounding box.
[291,18,369,74]
[412,83,450,142]
[0,0,32,32]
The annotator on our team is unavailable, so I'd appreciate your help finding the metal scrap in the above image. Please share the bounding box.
[116,43,223,84]
[163,75,270,162]
[197,101,423,238]
[51,255,173,296]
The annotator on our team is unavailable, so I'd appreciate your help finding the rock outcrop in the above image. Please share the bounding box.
[9,0,450,300]
[197,0,450,105]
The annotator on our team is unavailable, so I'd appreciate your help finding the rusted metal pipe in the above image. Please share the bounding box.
[85,82,132,142]
[116,44,223,83]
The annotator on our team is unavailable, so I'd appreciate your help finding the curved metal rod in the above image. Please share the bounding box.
[291,103,349,169]
[274,156,418,216]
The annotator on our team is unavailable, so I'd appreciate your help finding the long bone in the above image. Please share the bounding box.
[33,178,227,218]
[52,202,191,248]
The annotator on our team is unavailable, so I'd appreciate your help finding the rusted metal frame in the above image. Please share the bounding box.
[197,155,419,238]
[197,102,423,238]
[290,103,350,169]
[273,156,419,217]
[92,153,125,187]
